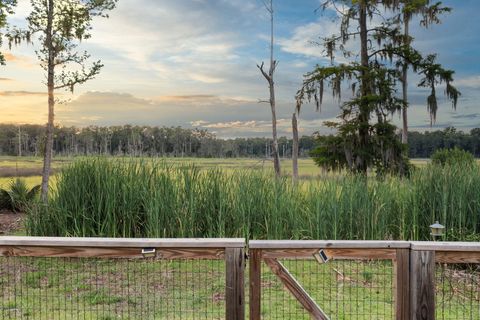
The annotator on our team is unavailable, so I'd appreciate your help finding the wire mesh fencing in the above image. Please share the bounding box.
[435,263,480,320]
[0,238,246,320]
[248,241,406,320]
[260,258,395,319]
[0,256,226,320]
[2,238,480,319]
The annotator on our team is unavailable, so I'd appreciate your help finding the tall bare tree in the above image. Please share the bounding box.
[8,0,116,200]
[257,0,280,176]
[291,112,299,180]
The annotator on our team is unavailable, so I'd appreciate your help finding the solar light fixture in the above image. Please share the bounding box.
[313,249,329,264]
[141,247,156,258]
[429,221,445,240]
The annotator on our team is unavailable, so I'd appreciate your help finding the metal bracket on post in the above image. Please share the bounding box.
[313,249,330,264]
[141,247,157,258]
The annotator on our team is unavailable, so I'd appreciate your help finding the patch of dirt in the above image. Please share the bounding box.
[0,210,24,235]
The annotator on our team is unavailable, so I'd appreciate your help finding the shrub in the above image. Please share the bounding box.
[431,147,475,167]
[0,178,40,212]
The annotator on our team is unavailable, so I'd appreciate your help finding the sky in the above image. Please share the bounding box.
[1,0,479,138]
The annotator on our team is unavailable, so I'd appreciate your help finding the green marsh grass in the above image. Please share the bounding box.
[26,158,480,241]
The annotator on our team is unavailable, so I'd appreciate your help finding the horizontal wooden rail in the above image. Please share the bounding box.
[0,245,227,259]
[3,238,478,251]
[410,241,480,251]
[249,240,411,249]
[0,236,245,248]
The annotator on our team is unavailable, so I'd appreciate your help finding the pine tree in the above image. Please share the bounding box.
[8,0,117,200]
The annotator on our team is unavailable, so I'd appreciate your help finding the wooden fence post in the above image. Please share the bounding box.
[249,249,262,320]
[410,250,435,320]
[226,247,245,320]
[395,248,410,320]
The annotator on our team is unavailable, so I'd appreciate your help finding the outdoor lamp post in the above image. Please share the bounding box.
[430,221,445,241]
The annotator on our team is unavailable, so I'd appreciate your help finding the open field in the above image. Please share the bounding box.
[0,157,319,188]
[0,156,454,192]
[1,156,477,189]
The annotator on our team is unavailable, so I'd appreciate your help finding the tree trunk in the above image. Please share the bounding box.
[267,0,281,177]
[18,126,21,157]
[257,1,281,176]
[270,78,281,176]
[401,18,410,145]
[358,2,370,174]
[40,0,55,202]
[292,113,299,181]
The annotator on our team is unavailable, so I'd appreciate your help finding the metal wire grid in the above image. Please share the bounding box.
[0,256,226,320]
[261,258,395,319]
[436,263,480,320]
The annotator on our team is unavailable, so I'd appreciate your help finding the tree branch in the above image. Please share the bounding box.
[257,61,270,81]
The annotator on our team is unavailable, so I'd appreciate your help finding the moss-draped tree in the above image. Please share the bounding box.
[297,0,459,174]
[399,0,452,144]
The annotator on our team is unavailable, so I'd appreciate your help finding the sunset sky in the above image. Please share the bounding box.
[1,0,479,138]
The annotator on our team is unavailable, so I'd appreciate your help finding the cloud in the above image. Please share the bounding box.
[203,120,260,129]
[85,1,249,82]
[0,78,13,81]
[57,91,259,127]
[4,0,480,137]
[450,113,479,120]
[278,20,337,60]
[0,90,46,96]
[454,75,480,89]
[190,120,210,127]
[190,117,338,137]
[277,3,362,63]
[187,73,225,84]
[52,91,334,137]
[3,52,37,69]
[159,95,217,101]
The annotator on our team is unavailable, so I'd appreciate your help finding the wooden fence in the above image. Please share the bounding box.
[249,240,480,320]
[0,237,245,320]
[0,237,479,319]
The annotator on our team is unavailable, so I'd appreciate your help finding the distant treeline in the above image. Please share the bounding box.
[0,124,478,158]
[408,127,480,158]
[0,124,315,158]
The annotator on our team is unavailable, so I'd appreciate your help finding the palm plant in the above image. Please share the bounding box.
[0,179,40,212]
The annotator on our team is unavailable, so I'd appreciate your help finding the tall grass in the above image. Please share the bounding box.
[26,158,480,240]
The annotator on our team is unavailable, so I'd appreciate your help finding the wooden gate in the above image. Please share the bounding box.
[249,240,410,320]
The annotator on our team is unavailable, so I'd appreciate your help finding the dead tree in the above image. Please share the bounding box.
[257,0,280,177]
[292,113,299,181]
